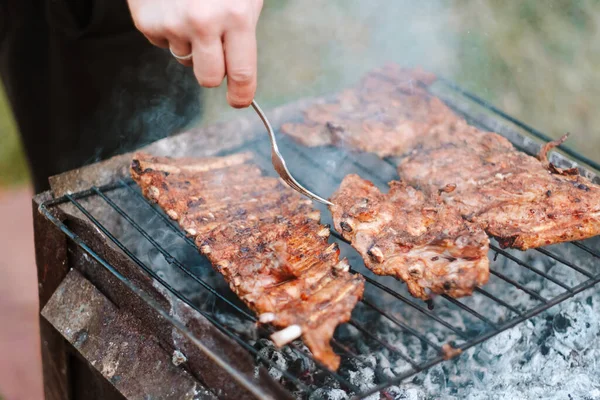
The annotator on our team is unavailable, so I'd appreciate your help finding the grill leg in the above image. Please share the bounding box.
[34,192,70,400]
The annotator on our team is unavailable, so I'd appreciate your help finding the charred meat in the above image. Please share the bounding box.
[131,152,365,370]
[283,64,600,250]
[281,66,491,157]
[399,133,600,250]
[281,64,458,157]
[330,174,489,300]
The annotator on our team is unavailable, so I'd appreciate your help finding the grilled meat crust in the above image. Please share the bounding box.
[281,64,447,157]
[399,132,600,250]
[131,152,365,370]
[283,64,600,250]
[330,175,489,300]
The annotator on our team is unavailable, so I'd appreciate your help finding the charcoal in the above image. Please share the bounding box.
[308,388,348,400]
[256,345,288,381]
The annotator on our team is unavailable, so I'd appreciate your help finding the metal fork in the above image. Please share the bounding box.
[251,100,333,206]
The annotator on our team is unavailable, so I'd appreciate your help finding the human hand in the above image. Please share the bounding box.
[127,0,263,108]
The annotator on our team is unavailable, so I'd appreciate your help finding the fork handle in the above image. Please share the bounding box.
[251,100,279,152]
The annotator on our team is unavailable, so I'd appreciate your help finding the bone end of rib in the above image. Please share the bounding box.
[270,325,302,347]
[167,209,179,220]
[259,313,276,324]
[149,186,160,199]
[186,228,198,236]
[367,246,385,263]
[334,259,350,272]
[318,227,330,237]
[325,243,339,254]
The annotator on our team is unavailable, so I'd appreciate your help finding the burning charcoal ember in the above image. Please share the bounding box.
[334,322,361,343]
[253,337,274,350]
[330,174,489,300]
[390,335,429,362]
[378,341,414,369]
[318,374,344,391]
[391,363,413,379]
[523,275,545,293]
[131,152,365,370]
[440,344,462,360]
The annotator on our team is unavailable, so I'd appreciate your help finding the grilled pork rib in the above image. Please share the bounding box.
[131,152,364,370]
[281,64,449,157]
[399,133,600,250]
[330,175,489,300]
[283,65,600,250]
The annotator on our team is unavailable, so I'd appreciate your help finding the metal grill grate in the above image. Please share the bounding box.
[40,81,600,399]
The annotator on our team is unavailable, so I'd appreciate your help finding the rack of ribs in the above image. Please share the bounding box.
[330,174,489,300]
[281,64,459,157]
[131,152,365,370]
[282,64,600,250]
[399,132,600,250]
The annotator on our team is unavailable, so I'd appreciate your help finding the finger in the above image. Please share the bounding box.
[252,0,264,24]
[223,30,257,108]
[192,37,225,88]
[144,34,169,49]
[168,39,193,67]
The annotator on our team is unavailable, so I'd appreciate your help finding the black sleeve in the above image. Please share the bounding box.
[1,0,201,193]
[46,0,134,37]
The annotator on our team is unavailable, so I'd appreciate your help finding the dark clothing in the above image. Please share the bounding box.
[0,0,200,193]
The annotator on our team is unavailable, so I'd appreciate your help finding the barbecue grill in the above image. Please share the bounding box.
[35,78,600,400]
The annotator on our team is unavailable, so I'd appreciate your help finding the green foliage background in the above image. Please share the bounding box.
[0,82,29,186]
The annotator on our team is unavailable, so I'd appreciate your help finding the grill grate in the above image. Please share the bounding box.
[40,81,600,399]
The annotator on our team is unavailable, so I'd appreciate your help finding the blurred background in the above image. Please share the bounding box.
[2,0,600,188]
[1,1,599,399]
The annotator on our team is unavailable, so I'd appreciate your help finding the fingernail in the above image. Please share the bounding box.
[227,93,250,108]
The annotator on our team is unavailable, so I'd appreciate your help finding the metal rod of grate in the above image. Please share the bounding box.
[39,203,284,400]
[119,177,446,370]
[40,80,600,399]
[62,193,317,394]
[116,179,426,380]
[117,180,395,371]
[262,137,575,315]
[44,147,600,398]
[87,187,360,393]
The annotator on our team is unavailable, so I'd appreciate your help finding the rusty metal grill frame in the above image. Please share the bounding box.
[40,81,600,399]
